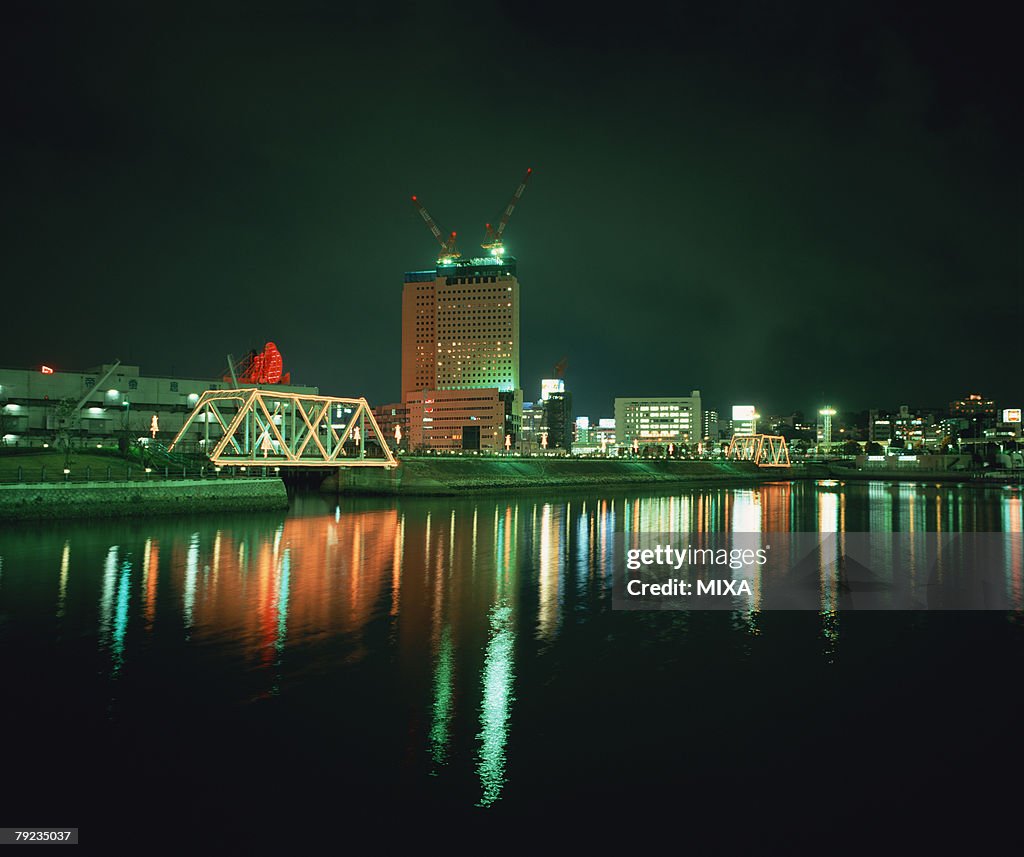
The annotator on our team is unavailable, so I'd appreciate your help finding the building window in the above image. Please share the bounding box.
[128,380,138,390]
[170,382,179,392]
[85,378,96,387]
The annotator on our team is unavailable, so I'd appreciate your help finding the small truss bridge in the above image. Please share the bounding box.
[169,389,397,468]
[727,434,791,468]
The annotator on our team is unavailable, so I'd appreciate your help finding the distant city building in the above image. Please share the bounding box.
[869,405,940,449]
[571,416,616,455]
[0,362,317,447]
[615,392,701,453]
[869,410,893,443]
[574,416,591,446]
[405,388,506,453]
[371,402,410,451]
[1000,408,1022,438]
[730,404,757,436]
[542,390,573,452]
[520,400,543,453]
[949,393,996,419]
[595,418,616,454]
[702,409,720,442]
[571,416,600,455]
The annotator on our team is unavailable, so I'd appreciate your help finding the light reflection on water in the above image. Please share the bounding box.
[0,480,1021,810]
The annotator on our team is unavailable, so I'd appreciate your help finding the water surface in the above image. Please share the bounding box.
[1,481,1021,846]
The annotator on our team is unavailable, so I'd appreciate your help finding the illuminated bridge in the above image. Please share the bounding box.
[169,389,397,469]
[726,434,791,468]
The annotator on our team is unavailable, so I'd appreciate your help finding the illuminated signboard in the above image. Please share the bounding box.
[40,365,54,374]
[1003,408,1021,423]
[732,405,755,421]
[541,379,564,401]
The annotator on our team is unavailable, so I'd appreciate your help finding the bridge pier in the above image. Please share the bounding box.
[321,464,403,495]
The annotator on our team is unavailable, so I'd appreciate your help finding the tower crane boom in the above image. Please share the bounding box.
[411,195,460,264]
[481,167,532,255]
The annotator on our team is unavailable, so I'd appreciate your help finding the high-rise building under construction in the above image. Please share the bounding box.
[400,258,522,451]
[400,170,530,452]
[401,258,521,398]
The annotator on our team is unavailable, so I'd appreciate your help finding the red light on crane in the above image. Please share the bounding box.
[410,194,460,263]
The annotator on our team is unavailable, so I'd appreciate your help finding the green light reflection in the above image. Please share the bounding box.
[57,541,69,620]
[429,623,454,769]
[476,602,515,808]
[111,559,131,677]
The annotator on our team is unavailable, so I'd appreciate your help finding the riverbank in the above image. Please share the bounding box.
[0,478,289,521]
[827,463,1021,484]
[321,457,793,495]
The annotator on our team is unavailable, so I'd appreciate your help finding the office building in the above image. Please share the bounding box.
[595,418,616,454]
[615,392,701,452]
[405,388,506,453]
[574,416,592,446]
[520,400,543,453]
[702,409,720,442]
[868,410,893,443]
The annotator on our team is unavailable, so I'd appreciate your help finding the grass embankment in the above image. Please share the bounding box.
[0,448,196,482]
[403,456,763,488]
[327,456,782,495]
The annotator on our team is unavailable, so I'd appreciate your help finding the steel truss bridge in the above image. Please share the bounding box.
[169,389,397,469]
[726,434,791,468]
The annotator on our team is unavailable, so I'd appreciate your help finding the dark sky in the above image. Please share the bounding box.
[2,1,1020,419]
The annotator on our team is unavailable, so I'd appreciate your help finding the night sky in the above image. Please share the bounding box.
[3,1,1020,419]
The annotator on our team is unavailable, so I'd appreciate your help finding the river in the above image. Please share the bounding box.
[1,480,1021,847]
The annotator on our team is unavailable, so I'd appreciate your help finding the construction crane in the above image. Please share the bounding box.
[410,195,460,265]
[481,167,532,256]
[51,359,122,447]
[553,356,568,378]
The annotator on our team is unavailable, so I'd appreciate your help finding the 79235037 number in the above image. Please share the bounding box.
[16,831,74,842]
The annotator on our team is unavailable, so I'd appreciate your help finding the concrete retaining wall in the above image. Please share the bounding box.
[0,478,289,521]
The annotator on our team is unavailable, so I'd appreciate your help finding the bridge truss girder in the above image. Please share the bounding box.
[169,388,397,468]
[726,434,791,468]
